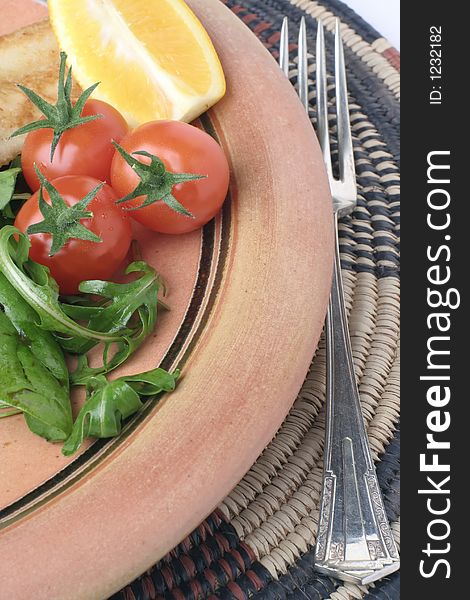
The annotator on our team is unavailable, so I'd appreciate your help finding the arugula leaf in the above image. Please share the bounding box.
[0,311,29,393]
[0,227,141,379]
[9,155,22,170]
[0,227,112,342]
[62,261,162,383]
[0,391,70,440]
[0,224,176,450]
[0,167,21,210]
[16,345,72,440]
[78,261,159,334]
[0,409,22,418]
[0,226,165,383]
[0,310,72,441]
[0,226,121,343]
[62,368,179,456]
[0,272,69,386]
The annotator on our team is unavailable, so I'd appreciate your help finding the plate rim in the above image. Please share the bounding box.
[0,0,334,597]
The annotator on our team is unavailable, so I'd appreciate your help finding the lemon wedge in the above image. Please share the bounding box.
[48,0,226,125]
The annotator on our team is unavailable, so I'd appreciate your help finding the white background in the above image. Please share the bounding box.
[36,0,400,50]
[343,0,400,50]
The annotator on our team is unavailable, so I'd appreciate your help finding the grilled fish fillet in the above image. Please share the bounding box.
[0,20,80,166]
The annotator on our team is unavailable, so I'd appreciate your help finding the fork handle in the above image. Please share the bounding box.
[314,219,400,585]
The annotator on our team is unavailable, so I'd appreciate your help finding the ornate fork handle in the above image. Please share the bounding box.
[314,219,400,584]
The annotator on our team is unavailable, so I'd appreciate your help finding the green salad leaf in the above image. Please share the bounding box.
[0,223,178,454]
[0,226,162,382]
[0,311,72,441]
[0,272,69,386]
[62,260,162,384]
[0,168,21,210]
[0,226,121,344]
[62,367,179,456]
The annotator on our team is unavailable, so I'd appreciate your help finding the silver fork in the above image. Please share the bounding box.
[280,17,400,584]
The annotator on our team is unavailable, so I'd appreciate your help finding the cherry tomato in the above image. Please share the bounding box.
[21,99,128,192]
[110,120,230,234]
[15,175,132,295]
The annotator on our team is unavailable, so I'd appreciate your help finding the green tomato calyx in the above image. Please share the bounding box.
[113,141,206,217]
[11,52,102,162]
[26,165,103,256]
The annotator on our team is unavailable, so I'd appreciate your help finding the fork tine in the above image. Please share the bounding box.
[297,17,308,111]
[279,17,289,75]
[315,21,333,180]
[334,19,356,185]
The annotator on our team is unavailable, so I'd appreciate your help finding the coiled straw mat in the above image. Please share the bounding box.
[115,1,400,598]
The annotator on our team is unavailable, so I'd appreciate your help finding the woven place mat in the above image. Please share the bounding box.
[114,1,400,599]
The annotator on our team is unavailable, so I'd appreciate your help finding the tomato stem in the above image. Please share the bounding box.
[113,141,206,217]
[11,52,103,162]
[26,165,103,256]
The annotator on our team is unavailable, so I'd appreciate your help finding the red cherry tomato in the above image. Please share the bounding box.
[110,120,230,234]
[21,99,128,192]
[15,175,132,295]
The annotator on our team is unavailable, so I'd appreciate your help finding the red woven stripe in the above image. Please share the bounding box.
[383,47,400,71]
[123,589,136,600]
[215,532,231,553]
[218,558,233,579]
[200,543,212,566]
[253,21,272,34]
[227,581,247,600]
[190,578,203,598]
[180,555,197,579]
[203,567,219,591]
[230,548,246,572]
[242,13,258,24]
[160,565,174,591]
[239,541,257,562]
[245,568,265,592]
[142,576,156,599]
[267,31,281,45]
[230,5,244,14]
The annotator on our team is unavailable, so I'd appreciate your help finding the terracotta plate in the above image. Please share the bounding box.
[0,0,333,597]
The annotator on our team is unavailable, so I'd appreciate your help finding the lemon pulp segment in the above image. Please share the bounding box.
[48,0,226,125]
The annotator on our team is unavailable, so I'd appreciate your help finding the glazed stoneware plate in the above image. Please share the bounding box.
[0,0,333,597]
